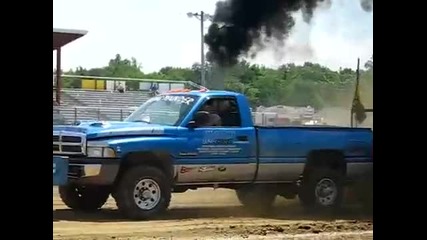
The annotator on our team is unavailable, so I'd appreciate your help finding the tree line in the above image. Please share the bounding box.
[63,54,373,110]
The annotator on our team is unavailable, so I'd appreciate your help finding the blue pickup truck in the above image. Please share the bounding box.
[53,90,373,219]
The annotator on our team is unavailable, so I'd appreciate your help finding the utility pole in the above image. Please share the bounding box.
[187,11,213,87]
[200,11,205,87]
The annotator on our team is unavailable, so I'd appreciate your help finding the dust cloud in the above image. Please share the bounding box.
[318,77,373,128]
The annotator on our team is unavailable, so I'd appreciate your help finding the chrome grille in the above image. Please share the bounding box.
[53,131,86,155]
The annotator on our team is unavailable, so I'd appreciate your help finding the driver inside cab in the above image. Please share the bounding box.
[198,99,222,127]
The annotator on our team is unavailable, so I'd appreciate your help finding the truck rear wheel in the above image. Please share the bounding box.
[298,168,344,211]
[58,185,110,211]
[235,185,276,213]
[114,166,171,220]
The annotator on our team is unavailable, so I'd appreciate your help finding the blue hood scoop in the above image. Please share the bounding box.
[88,121,110,128]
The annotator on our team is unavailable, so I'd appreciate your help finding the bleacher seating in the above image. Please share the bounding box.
[62,89,149,107]
[53,89,150,124]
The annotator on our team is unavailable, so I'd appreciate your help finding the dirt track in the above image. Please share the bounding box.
[53,187,373,240]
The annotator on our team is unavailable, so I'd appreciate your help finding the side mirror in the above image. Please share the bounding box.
[188,111,210,128]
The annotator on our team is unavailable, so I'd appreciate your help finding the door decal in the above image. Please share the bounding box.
[197,130,242,156]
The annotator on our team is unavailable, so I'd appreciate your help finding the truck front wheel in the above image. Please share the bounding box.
[114,166,171,220]
[58,185,110,211]
[235,185,276,213]
[298,168,344,211]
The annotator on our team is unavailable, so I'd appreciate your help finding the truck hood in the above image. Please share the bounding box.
[53,121,176,139]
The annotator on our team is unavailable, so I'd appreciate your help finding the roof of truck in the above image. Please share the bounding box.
[165,89,242,98]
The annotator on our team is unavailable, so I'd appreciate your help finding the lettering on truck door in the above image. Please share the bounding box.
[177,97,257,183]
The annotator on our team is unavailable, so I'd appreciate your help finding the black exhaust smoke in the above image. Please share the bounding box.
[204,0,373,67]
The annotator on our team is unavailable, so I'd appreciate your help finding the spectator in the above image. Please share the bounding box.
[117,83,124,93]
[149,83,159,96]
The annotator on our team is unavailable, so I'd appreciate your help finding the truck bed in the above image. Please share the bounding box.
[255,125,372,158]
[254,126,372,182]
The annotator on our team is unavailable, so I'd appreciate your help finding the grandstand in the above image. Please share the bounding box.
[53,87,324,126]
[52,73,205,124]
[61,89,149,108]
[53,89,150,124]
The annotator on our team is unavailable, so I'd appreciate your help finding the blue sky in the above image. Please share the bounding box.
[53,0,373,72]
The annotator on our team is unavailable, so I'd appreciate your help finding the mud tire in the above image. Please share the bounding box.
[114,166,171,220]
[58,184,110,211]
[298,168,344,211]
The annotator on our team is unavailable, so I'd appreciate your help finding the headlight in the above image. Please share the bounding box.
[87,147,116,158]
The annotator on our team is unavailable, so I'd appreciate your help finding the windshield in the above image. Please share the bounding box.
[125,94,199,126]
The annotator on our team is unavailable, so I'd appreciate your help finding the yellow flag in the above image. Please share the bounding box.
[352,84,366,124]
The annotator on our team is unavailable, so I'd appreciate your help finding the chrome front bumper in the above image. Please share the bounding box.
[65,157,120,185]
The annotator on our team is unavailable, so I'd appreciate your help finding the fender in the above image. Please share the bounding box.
[106,136,187,180]
[107,136,187,159]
